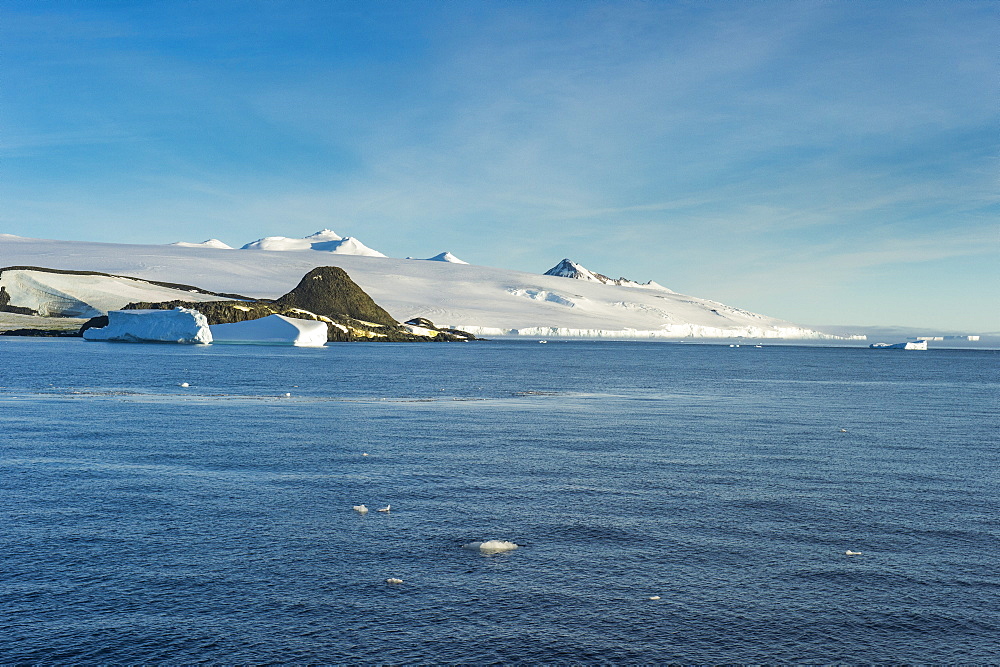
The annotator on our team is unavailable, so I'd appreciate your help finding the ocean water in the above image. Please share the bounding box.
[1,338,997,663]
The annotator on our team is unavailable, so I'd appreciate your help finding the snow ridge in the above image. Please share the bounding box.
[0,234,853,341]
[410,252,469,264]
[170,239,233,249]
[240,230,386,257]
[544,259,672,291]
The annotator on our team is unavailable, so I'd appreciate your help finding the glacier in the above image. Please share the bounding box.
[0,233,855,341]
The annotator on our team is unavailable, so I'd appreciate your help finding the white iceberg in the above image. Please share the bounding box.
[869,340,928,350]
[209,314,328,347]
[463,540,519,554]
[83,307,212,344]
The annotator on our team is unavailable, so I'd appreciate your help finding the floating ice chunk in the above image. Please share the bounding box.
[647,595,661,600]
[377,505,391,512]
[385,578,403,584]
[353,505,369,514]
[210,314,328,347]
[179,382,190,387]
[845,550,862,556]
[83,307,212,344]
[463,540,519,554]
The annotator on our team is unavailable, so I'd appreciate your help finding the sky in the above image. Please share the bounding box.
[1,0,997,332]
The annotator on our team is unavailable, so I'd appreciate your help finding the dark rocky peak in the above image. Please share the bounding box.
[275,266,397,326]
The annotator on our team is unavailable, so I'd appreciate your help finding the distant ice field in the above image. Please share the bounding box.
[1,339,997,663]
[0,235,834,338]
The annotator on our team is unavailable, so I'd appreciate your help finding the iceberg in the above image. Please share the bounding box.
[83,307,212,344]
[869,340,928,350]
[463,540,519,554]
[209,314,328,347]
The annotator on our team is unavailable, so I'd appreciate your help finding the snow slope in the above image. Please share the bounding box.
[545,259,672,291]
[411,252,469,264]
[170,239,233,249]
[240,229,386,257]
[0,234,843,339]
[0,267,239,318]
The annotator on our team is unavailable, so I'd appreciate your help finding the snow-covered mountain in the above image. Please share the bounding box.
[170,239,233,249]
[0,233,849,340]
[409,252,469,264]
[239,229,386,257]
[544,259,671,291]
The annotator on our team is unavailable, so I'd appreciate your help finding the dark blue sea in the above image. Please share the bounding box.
[1,338,997,663]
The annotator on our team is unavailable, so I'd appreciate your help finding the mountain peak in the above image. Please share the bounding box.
[409,251,469,264]
[544,259,672,292]
[240,230,385,256]
[171,239,233,249]
[304,229,343,241]
[544,259,616,283]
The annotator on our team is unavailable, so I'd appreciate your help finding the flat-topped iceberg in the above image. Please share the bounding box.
[209,314,328,347]
[83,307,212,344]
[870,339,928,350]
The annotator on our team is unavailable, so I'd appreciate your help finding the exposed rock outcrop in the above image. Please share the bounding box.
[544,259,670,291]
[120,266,477,343]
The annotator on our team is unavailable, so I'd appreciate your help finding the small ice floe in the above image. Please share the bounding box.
[361,452,369,457]
[845,550,863,556]
[647,595,661,601]
[377,505,391,512]
[463,540,519,554]
[353,504,369,514]
[385,578,403,585]
[178,382,190,388]
[840,428,848,432]
[282,392,292,397]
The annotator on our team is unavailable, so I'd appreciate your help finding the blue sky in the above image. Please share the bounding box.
[1,0,997,331]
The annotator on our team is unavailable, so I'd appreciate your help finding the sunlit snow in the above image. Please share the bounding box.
[0,267,238,318]
[210,314,328,347]
[83,307,212,344]
[240,229,386,257]
[0,234,849,340]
